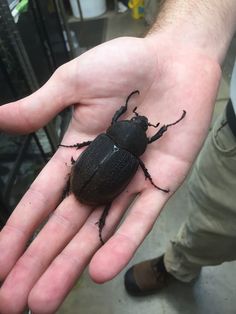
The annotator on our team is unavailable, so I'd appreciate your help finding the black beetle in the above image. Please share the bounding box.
[60,91,186,244]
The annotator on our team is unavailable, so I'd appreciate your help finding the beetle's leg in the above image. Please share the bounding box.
[95,203,112,245]
[62,175,71,200]
[62,157,76,200]
[58,141,92,150]
[111,90,140,124]
[139,158,169,193]
[148,110,186,144]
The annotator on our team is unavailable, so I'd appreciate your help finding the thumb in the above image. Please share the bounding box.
[0,63,78,134]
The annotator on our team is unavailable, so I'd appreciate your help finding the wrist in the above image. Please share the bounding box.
[146,0,236,64]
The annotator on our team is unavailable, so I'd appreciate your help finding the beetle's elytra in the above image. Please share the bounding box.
[60,91,186,244]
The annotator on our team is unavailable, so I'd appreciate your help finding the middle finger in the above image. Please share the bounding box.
[28,191,134,313]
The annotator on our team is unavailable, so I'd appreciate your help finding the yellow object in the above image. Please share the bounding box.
[128,0,144,19]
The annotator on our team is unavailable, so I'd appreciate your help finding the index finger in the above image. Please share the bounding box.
[0,146,73,280]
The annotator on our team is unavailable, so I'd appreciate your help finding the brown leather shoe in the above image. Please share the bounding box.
[124,255,173,296]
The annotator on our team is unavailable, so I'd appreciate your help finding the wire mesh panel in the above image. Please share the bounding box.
[0,0,71,225]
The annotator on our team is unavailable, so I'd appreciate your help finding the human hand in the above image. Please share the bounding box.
[0,36,221,313]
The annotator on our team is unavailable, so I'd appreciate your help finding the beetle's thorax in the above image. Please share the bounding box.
[106,119,148,156]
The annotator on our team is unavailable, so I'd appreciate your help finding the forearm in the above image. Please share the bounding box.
[147,0,236,64]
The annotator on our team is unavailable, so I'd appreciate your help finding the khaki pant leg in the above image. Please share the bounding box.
[164,108,236,282]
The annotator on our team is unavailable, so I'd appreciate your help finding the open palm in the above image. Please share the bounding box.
[0,36,221,313]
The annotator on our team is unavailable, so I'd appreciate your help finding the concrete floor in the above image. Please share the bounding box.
[58,8,236,314]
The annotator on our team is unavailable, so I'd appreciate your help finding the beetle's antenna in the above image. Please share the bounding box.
[133,106,139,116]
[133,107,160,128]
[148,122,160,128]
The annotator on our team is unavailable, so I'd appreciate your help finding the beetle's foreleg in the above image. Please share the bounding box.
[139,159,169,193]
[148,110,186,144]
[58,141,92,150]
[96,203,112,245]
[111,90,140,124]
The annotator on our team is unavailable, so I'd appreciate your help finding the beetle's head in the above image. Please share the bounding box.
[131,115,149,131]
